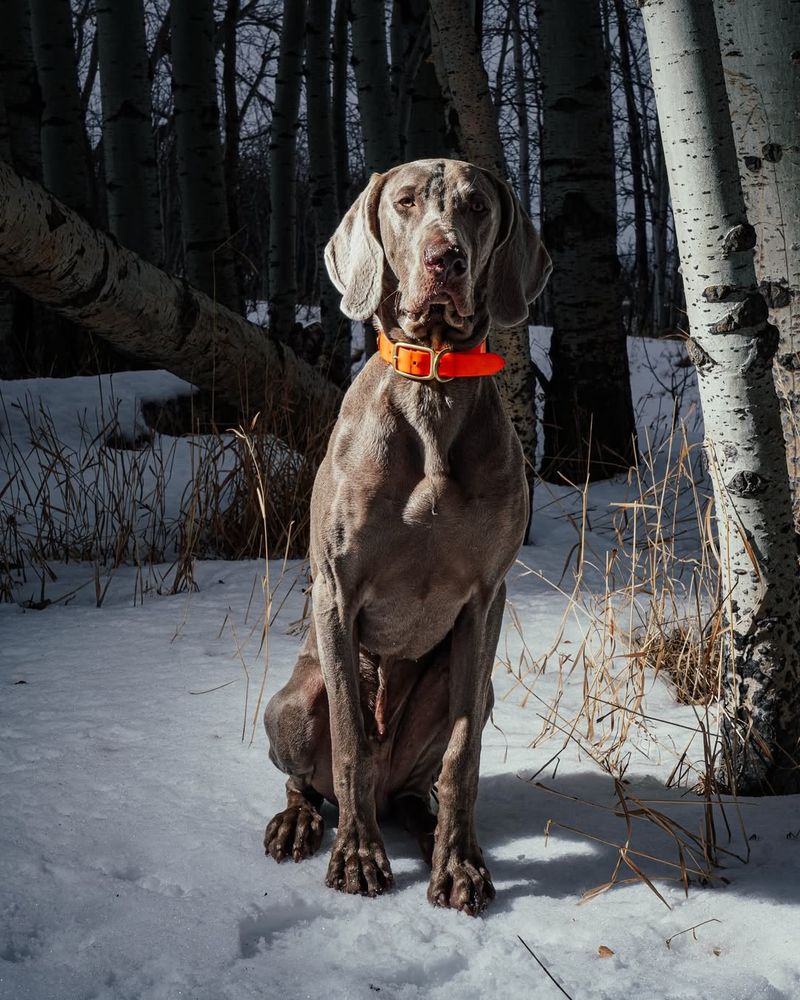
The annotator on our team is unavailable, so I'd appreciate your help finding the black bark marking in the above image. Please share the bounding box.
[63,245,111,310]
[686,337,716,372]
[777,352,800,372]
[709,293,768,334]
[175,279,201,350]
[744,155,762,172]
[759,280,793,309]
[703,283,736,302]
[762,142,783,163]
[740,324,779,373]
[721,223,757,257]
[46,202,67,232]
[726,470,769,498]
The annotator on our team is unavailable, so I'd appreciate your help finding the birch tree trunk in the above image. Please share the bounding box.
[0,161,341,452]
[29,0,92,219]
[268,0,305,338]
[171,0,238,311]
[641,0,800,795]
[306,0,350,386]
[96,0,163,265]
[429,0,540,508]
[538,0,637,482]
[714,0,800,522]
[0,0,42,182]
[351,0,401,173]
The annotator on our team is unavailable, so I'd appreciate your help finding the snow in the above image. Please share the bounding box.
[2,336,800,1000]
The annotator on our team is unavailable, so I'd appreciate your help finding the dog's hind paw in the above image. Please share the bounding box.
[264,803,324,863]
[427,857,496,916]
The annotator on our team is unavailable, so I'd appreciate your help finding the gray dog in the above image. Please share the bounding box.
[263,159,551,915]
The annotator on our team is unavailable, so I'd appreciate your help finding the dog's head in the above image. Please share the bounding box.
[325,159,552,348]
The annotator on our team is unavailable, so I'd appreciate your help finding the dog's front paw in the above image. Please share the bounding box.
[427,852,496,916]
[265,804,324,863]
[325,827,394,897]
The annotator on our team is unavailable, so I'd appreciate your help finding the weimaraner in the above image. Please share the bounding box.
[263,159,551,915]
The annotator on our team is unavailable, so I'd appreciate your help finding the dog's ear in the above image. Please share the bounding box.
[324,172,386,321]
[484,174,552,328]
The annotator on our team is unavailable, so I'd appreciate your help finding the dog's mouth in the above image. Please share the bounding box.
[400,294,473,338]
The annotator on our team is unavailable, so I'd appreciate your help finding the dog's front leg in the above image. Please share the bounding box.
[313,579,393,897]
[428,584,505,916]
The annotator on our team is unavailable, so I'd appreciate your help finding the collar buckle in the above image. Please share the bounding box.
[390,341,454,383]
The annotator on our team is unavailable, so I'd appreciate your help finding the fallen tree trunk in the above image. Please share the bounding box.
[0,161,341,451]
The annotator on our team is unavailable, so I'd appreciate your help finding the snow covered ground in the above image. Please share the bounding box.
[2,337,800,1000]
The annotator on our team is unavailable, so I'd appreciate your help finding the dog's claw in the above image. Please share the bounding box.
[326,831,394,897]
[264,803,324,864]
[428,857,495,916]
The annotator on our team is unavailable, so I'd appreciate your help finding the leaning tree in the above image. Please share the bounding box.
[641,0,800,794]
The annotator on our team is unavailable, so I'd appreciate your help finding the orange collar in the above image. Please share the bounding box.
[377,330,505,383]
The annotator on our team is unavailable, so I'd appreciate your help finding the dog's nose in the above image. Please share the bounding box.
[424,243,467,282]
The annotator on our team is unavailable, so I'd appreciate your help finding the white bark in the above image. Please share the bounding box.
[641,0,800,794]
[714,0,800,519]
[0,161,341,453]
[96,0,163,264]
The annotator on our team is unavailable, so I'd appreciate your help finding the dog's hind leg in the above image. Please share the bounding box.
[263,628,333,863]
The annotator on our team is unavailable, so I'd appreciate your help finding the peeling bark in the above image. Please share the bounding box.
[641,0,800,795]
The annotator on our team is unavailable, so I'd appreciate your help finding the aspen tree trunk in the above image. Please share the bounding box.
[538,0,636,482]
[96,0,162,265]
[0,90,13,368]
[714,0,800,522]
[429,0,540,507]
[351,0,401,173]
[390,0,448,161]
[331,0,351,216]
[306,0,350,386]
[0,161,341,451]
[0,0,42,182]
[641,0,800,794]
[267,0,305,338]
[510,0,531,216]
[171,0,238,311]
[29,0,92,219]
[222,0,241,248]
[613,0,649,332]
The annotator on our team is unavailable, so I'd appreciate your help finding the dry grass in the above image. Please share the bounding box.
[497,400,752,904]
[0,386,332,605]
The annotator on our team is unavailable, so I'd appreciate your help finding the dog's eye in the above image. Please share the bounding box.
[470,198,487,214]
[397,195,415,209]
